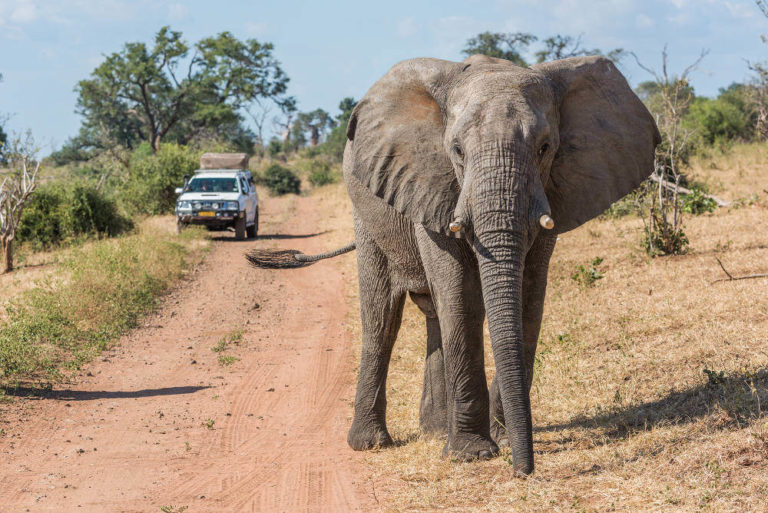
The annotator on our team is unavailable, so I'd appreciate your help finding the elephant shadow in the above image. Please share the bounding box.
[534,367,768,453]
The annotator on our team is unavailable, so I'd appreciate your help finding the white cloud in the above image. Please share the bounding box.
[636,13,654,28]
[167,1,188,21]
[724,0,758,19]
[9,0,38,23]
[245,20,268,37]
[396,16,418,38]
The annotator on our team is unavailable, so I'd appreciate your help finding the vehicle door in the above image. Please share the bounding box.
[239,176,256,223]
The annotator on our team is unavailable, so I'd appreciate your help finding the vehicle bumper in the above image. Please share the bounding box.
[177,210,244,227]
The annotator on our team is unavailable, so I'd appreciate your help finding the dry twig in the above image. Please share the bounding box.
[713,257,768,283]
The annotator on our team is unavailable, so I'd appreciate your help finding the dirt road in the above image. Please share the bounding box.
[0,193,376,512]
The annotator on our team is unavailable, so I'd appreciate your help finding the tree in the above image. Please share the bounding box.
[534,34,624,64]
[462,32,536,66]
[294,109,337,147]
[75,26,289,154]
[462,31,623,67]
[320,97,358,161]
[633,46,708,256]
[0,132,39,273]
[747,62,768,140]
[750,1,768,140]
[0,73,7,163]
[273,96,298,146]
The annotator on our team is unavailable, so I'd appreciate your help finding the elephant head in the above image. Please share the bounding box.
[345,55,659,474]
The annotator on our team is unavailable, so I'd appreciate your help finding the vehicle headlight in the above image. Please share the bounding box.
[211,202,220,210]
[226,201,239,210]
[177,201,192,211]
[193,202,202,210]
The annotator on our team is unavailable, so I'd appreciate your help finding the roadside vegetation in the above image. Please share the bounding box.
[0,219,208,384]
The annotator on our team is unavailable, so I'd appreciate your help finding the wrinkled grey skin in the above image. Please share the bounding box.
[341,54,657,475]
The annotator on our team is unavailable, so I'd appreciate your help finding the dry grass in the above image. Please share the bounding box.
[315,142,768,512]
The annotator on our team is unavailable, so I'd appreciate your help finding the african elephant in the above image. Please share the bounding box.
[247,54,659,475]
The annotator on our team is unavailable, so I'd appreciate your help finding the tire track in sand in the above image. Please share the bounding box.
[0,191,375,513]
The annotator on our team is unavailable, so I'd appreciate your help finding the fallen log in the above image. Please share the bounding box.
[649,174,731,207]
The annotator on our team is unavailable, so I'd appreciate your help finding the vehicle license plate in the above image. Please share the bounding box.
[199,211,215,217]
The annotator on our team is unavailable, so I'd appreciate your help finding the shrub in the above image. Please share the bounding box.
[642,222,689,256]
[601,189,646,219]
[682,186,717,215]
[260,164,301,195]
[686,97,750,147]
[307,160,338,186]
[571,257,605,288]
[18,182,132,250]
[121,143,201,215]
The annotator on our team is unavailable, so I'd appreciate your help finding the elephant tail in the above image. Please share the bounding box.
[245,242,356,269]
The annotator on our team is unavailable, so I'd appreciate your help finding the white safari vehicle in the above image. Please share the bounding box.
[174,153,259,240]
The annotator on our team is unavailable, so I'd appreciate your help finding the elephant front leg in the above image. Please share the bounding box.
[410,292,448,436]
[415,227,497,461]
[491,233,557,445]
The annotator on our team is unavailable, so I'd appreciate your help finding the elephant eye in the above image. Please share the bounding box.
[453,144,464,159]
[538,143,550,156]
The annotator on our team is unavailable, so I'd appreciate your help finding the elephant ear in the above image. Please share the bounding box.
[534,56,660,233]
[346,58,460,233]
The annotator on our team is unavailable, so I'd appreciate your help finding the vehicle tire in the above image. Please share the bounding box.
[235,216,246,240]
[247,209,258,238]
[176,219,185,234]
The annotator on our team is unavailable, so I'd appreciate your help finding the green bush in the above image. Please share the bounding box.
[18,182,132,250]
[121,143,201,215]
[601,189,645,219]
[643,222,689,256]
[686,97,750,147]
[307,160,338,187]
[682,187,717,215]
[260,164,301,195]
[571,257,605,288]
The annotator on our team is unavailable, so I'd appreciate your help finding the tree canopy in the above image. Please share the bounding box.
[73,26,289,155]
[462,32,623,67]
[462,32,536,66]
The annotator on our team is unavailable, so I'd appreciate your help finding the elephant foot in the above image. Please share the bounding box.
[347,420,394,451]
[442,433,498,461]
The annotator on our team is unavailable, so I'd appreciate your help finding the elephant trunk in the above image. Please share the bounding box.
[470,142,535,475]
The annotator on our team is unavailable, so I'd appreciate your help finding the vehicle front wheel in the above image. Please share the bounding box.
[235,216,246,240]
[176,219,185,234]
[247,209,258,239]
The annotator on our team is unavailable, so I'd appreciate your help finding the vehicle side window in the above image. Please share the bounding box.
[240,177,248,193]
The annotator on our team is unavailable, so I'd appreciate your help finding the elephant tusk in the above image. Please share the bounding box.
[539,215,555,230]
[449,219,465,233]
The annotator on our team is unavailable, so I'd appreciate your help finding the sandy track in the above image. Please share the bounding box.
[0,193,375,512]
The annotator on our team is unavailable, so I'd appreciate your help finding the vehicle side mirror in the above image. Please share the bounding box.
[174,187,183,195]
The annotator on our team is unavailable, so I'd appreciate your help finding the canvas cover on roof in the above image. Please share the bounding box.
[200,153,249,170]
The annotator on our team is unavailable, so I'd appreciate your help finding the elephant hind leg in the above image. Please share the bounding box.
[347,228,406,451]
[410,292,448,437]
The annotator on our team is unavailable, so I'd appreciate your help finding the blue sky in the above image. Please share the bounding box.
[0,0,766,154]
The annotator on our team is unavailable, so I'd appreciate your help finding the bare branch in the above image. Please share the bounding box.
[756,0,768,18]
[712,257,768,283]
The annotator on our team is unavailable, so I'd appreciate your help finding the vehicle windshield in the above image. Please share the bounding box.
[186,177,239,193]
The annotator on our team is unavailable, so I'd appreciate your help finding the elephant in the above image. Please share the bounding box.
[247,54,659,475]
